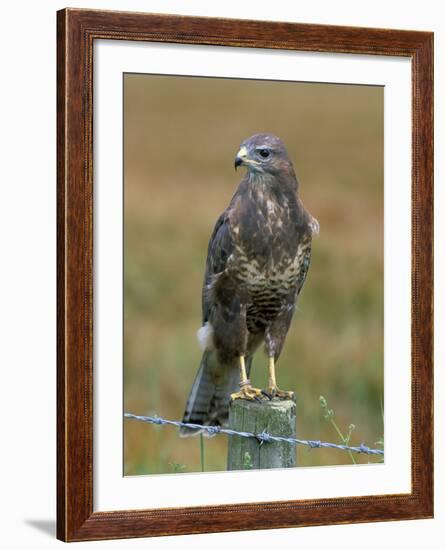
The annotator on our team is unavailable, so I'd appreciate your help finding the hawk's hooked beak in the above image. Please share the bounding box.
[234,146,248,170]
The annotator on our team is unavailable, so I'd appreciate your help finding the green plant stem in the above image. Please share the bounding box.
[200,433,205,472]
[330,418,356,465]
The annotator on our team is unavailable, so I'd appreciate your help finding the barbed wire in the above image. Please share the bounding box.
[124,412,384,456]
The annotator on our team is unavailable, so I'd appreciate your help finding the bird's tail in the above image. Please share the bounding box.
[179,351,247,437]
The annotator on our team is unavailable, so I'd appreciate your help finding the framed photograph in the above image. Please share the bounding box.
[57,8,433,542]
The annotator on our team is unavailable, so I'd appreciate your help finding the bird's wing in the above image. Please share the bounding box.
[202,211,234,323]
[294,209,319,299]
[295,235,313,299]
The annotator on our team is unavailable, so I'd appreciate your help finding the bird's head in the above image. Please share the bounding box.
[234,134,294,178]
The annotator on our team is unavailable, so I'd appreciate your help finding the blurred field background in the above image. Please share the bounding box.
[124,73,383,474]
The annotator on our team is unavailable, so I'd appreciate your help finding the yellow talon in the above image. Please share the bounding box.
[265,387,295,400]
[232,355,264,401]
[231,384,264,401]
[266,356,294,400]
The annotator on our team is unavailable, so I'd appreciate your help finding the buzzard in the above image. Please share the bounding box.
[180,134,318,436]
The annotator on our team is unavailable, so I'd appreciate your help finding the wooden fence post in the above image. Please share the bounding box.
[227,397,296,470]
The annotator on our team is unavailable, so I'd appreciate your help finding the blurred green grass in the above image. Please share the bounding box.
[124,74,384,474]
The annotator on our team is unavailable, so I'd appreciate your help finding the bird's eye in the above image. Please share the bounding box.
[258,149,270,159]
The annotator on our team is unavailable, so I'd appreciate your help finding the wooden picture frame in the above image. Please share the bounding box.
[57,8,433,542]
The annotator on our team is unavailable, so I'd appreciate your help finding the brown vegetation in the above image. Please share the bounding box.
[124,74,383,474]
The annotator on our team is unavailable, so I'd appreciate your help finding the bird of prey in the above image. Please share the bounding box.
[180,133,318,436]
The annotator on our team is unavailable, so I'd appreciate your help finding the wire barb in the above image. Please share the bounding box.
[124,413,384,456]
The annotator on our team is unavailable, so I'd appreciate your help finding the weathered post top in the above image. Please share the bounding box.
[227,398,296,471]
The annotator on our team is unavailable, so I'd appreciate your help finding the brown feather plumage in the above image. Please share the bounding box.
[180,134,317,436]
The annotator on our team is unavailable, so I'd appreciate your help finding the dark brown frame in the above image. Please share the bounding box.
[57,8,434,542]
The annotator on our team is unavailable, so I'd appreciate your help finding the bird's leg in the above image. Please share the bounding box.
[230,355,264,401]
[265,356,294,400]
